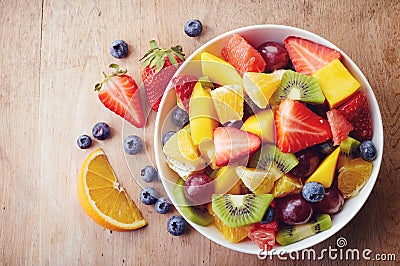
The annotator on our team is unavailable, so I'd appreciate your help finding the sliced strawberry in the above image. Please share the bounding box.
[214,127,261,167]
[172,74,198,111]
[95,64,145,128]
[337,92,373,141]
[221,34,266,74]
[275,99,332,153]
[284,36,342,75]
[141,40,185,112]
[326,109,354,145]
[248,228,276,251]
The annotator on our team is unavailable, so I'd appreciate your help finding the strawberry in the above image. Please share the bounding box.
[213,126,261,167]
[326,109,354,145]
[140,40,185,112]
[172,74,198,112]
[337,92,373,141]
[284,36,342,75]
[95,64,145,128]
[275,99,332,153]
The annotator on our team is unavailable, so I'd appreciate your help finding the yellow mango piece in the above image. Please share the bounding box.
[312,59,360,109]
[201,52,243,86]
[241,109,275,143]
[189,81,219,145]
[306,147,341,188]
[213,166,244,195]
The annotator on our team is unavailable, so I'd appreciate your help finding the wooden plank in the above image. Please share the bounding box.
[0,0,43,264]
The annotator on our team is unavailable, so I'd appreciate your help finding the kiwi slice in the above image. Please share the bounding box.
[211,194,273,228]
[270,70,325,106]
[276,214,332,246]
[337,136,361,169]
[173,178,213,226]
[249,144,298,178]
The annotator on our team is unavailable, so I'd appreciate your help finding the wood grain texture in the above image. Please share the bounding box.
[0,0,398,265]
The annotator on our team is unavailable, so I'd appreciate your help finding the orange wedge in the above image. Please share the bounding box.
[77,148,147,231]
[338,158,372,198]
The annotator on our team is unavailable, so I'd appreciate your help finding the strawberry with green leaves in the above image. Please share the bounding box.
[140,40,185,112]
[95,64,145,128]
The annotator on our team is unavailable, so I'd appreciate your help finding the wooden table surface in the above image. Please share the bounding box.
[1,0,399,265]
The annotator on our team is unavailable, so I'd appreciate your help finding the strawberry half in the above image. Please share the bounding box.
[140,40,185,112]
[214,127,261,167]
[172,74,198,112]
[326,109,354,145]
[95,64,145,128]
[337,92,373,141]
[275,99,332,153]
[284,36,342,75]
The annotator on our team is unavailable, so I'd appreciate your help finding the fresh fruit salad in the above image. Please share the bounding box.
[161,33,377,251]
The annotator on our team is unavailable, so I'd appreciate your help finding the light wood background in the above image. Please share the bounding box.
[1,0,399,265]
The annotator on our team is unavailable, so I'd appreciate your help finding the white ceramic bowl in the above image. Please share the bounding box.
[154,25,383,254]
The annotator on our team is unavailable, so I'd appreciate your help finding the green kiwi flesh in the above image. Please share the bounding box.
[173,178,213,226]
[276,214,332,246]
[337,136,361,169]
[270,70,325,106]
[212,194,273,228]
[249,144,298,177]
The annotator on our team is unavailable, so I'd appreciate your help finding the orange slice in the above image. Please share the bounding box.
[338,158,372,198]
[77,148,147,231]
[271,174,303,198]
[210,84,244,124]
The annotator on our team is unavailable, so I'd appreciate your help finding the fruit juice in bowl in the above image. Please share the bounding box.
[154,25,383,254]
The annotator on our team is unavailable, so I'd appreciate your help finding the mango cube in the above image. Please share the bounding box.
[312,59,360,108]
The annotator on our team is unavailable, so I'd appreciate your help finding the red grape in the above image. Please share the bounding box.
[276,194,313,225]
[257,42,290,72]
[313,188,344,214]
[290,148,320,178]
[184,173,214,205]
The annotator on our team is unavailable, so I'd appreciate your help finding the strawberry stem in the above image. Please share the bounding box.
[139,40,185,72]
[94,64,127,91]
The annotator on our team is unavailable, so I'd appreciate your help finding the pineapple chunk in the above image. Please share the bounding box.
[312,59,360,109]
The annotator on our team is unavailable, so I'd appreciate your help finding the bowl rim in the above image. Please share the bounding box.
[154,24,384,255]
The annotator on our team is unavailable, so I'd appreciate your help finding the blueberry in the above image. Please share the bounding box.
[302,182,325,203]
[110,40,128,58]
[171,107,189,127]
[260,206,274,224]
[359,140,377,161]
[184,19,203,37]
[155,197,171,214]
[141,166,158,183]
[77,134,92,149]
[92,122,111,140]
[123,135,143,155]
[139,187,158,205]
[167,215,186,236]
[162,131,176,146]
